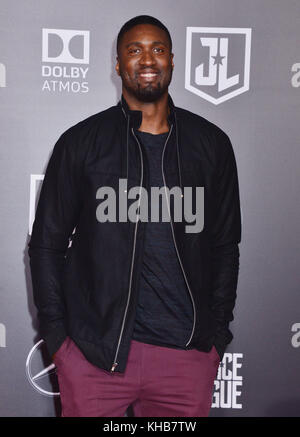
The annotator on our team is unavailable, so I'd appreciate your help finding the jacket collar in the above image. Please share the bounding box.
[118,93,176,129]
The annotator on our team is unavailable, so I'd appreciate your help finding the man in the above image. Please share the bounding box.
[28,15,241,417]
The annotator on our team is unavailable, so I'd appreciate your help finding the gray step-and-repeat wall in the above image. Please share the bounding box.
[1,0,299,417]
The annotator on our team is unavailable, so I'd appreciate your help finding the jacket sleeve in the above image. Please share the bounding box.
[210,130,242,361]
[28,131,83,358]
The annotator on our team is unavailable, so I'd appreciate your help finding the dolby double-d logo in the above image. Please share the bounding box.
[42,28,89,64]
[42,28,90,93]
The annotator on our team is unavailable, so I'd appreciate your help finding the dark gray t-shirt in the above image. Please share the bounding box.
[132,129,194,349]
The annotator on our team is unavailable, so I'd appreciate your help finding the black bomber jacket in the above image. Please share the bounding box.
[28,94,241,373]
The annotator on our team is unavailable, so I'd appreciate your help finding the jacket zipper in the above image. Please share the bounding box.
[111,119,196,371]
[161,124,196,347]
[110,126,144,372]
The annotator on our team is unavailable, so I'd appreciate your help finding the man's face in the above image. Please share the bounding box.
[116,24,174,103]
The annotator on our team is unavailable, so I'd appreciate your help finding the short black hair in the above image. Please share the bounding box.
[117,15,172,56]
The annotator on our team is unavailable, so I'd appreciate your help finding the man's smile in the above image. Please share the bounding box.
[137,70,160,82]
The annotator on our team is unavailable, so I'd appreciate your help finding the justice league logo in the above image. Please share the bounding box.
[185,27,252,104]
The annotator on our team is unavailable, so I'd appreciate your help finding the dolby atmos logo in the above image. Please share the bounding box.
[42,28,90,93]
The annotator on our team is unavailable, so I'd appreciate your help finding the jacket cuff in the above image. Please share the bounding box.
[213,324,233,361]
[213,340,227,362]
[43,326,67,359]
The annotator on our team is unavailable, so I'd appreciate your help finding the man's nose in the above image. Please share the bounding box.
[139,49,156,66]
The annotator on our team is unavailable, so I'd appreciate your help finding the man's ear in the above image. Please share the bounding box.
[171,53,174,69]
[115,57,120,76]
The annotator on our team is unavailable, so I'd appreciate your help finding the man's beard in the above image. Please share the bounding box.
[132,82,165,102]
[122,69,173,103]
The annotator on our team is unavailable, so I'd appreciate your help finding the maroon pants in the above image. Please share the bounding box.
[54,336,220,417]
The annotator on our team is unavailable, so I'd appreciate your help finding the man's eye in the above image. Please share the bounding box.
[129,48,140,54]
[154,47,164,53]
